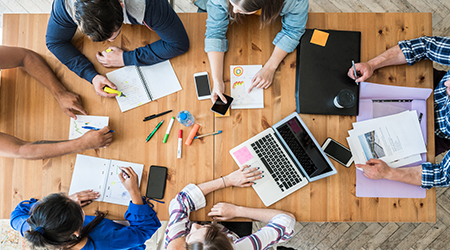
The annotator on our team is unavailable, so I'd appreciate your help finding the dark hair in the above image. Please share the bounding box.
[25,193,106,249]
[74,0,124,42]
[186,223,234,250]
[227,0,284,25]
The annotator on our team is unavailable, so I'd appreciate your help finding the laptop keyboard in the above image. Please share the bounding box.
[251,135,302,192]
[277,125,318,176]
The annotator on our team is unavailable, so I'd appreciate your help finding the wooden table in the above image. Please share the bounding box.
[0,13,435,222]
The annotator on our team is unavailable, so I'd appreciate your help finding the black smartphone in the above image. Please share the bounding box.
[211,94,233,115]
[145,166,168,199]
[321,138,354,167]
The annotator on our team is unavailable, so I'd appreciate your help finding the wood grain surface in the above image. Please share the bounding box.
[0,13,435,222]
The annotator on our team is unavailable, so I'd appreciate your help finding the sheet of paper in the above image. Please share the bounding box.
[232,146,254,165]
[68,155,110,201]
[310,29,329,46]
[230,65,264,109]
[103,160,144,206]
[68,115,109,140]
[107,66,151,112]
[140,60,182,100]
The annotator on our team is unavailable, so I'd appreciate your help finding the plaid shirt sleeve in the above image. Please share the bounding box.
[164,184,206,248]
[234,214,295,250]
[422,151,450,188]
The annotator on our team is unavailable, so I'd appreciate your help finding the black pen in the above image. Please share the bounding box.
[143,110,172,122]
[418,112,423,124]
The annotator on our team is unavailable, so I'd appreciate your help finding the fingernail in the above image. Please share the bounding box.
[257,167,260,169]
[262,175,264,177]
[260,171,263,173]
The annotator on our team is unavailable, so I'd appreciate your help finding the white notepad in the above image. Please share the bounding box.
[106,60,182,112]
[68,155,144,206]
[68,115,109,140]
[230,65,264,109]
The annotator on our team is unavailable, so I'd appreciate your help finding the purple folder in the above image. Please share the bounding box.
[356,82,432,198]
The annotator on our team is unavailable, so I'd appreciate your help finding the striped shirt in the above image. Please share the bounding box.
[164,184,295,249]
[398,36,450,189]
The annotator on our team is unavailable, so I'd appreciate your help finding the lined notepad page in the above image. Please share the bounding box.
[140,60,182,100]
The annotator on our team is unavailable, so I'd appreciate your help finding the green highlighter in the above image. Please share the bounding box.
[146,119,164,143]
[163,117,175,143]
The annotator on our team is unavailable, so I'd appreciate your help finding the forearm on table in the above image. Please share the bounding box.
[207,51,225,85]
[264,46,288,71]
[234,206,295,223]
[129,190,144,205]
[386,165,422,186]
[197,178,225,196]
[367,45,407,71]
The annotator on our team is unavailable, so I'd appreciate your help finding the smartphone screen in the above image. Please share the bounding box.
[146,166,168,199]
[194,74,211,98]
[323,139,353,166]
[211,94,233,115]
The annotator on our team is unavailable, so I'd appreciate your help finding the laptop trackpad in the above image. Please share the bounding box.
[245,159,271,186]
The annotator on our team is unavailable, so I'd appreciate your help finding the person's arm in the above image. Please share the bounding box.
[348,45,407,83]
[208,51,227,104]
[249,0,308,93]
[356,159,422,186]
[10,198,39,236]
[46,0,117,98]
[0,127,113,160]
[111,0,189,68]
[0,46,87,119]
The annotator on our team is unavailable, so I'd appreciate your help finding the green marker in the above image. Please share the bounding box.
[145,119,164,143]
[163,117,175,143]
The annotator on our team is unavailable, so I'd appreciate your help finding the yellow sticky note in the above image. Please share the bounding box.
[310,30,329,47]
[215,109,230,117]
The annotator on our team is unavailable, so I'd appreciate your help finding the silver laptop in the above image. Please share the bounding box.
[230,112,337,206]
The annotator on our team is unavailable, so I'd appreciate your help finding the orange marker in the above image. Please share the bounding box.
[185,124,200,146]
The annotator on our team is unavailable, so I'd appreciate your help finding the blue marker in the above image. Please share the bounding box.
[82,126,115,133]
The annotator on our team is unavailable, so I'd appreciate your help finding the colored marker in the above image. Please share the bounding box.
[185,124,200,146]
[121,169,130,178]
[177,130,182,159]
[82,126,114,133]
[106,48,112,53]
[104,86,126,97]
[145,119,164,143]
[163,117,175,143]
[352,60,359,85]
[194,130,222,139]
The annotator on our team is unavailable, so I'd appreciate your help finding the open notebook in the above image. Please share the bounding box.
[106,60,182,112]
[68,155,144,206]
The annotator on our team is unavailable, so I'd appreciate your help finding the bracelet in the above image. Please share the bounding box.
[220,176,226,188]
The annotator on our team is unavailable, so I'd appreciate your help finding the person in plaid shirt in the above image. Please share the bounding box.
[164,165,296,250]
[347,36,450,189]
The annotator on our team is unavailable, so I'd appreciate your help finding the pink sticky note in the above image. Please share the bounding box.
[233,146,254,165]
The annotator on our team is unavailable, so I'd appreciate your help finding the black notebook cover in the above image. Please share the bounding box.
[295,29,361,115]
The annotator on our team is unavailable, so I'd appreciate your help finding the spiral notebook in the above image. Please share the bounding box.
[68,155,144,206]
[106,60,182,112]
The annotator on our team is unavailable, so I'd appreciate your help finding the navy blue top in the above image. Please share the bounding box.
[10,198,161,250]
[46,0,189,83]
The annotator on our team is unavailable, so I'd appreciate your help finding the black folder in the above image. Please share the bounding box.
[295,29,361,116]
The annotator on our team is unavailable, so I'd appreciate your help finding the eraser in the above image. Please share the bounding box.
[185,124,200,146]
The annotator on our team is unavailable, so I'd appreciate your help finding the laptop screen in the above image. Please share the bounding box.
[275,117,334,178]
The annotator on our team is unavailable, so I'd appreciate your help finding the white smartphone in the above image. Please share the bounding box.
[321,137,354,167]
[193,72,212,100]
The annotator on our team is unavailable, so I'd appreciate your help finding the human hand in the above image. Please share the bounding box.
[210,81,227,104]
[356,158,392,179]
[96,46,125,68]
[118,166,140,195]
[248,65,275,93]
[224,165,262,187]
[69,189,100,207]
[92,74,118,98]
[347,62,373,83]
[79,126,113,150]
[208,203,239,221]
[55,91,87,119]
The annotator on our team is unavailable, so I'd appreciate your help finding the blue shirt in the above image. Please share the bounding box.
[10,198,161,250]
[398,36,450,189]
[46,0,189,83]
[204,0,308,54]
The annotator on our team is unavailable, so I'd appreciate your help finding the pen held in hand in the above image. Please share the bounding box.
[121,169,130,178]
[352,60,359,85]
[82,126,115,133]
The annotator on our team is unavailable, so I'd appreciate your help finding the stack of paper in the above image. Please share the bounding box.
[347,111,426,168]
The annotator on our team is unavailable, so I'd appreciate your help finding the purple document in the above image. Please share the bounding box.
[355,82,432,198]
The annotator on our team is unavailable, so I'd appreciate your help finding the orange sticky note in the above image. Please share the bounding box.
[215,109,230,117]
[310,29,329,47]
